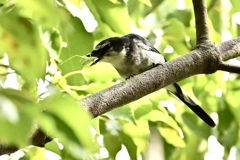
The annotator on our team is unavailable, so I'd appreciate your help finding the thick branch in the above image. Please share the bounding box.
[81,41,223,117]
[217,37,240,61]
[81,39,240,117]
[192,0,210,44]
[82,57,199,116]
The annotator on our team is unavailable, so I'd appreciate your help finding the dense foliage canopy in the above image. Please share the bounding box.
[0,0,239,159]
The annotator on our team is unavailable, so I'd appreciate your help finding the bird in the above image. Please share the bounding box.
[87,33,215,127]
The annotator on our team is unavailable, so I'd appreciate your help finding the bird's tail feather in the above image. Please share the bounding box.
[165,83,215,127]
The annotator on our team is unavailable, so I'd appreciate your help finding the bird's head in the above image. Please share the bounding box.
[87,37,128,66]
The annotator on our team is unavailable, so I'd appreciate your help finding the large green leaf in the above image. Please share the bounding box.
[15,0,62,28]
[37,92,96,158]
[59,14,93,86]
[0,89,36,147]
[0,9,47,82]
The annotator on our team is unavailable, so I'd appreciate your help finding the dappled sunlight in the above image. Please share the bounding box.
[0,0,239,159]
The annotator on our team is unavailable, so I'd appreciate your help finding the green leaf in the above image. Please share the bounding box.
[100,118,146,159]
[226,91,240,128]
[99,118,122,158]
[218,101,234,132]
[59,14,93,86]
[218,121,238,150]
[15,0,62,27]
[141,0,164,17]
[208,1,222,33]
[139,109,179,131]
[0,89,36,147]
[37,92,96,158]
[167,9,192,27]
[157,126,185,148]
[131,98,153,120]
[230,0,240,15]
[168,40,190,55]
[0,10,47,82]
[82,63,120,83]
[49,29,62,55]
[45,139,62,156]
[20,146,47,160]
[138,0,152,6]
[162,18,187,41]
[84,0,131,35]
[105,104,135,123]
[0,109,33,147]
[119,131,137,160]
[182,112,211,138]
[104,133,122,158]
[121,120,149,154]
[0,0,6,5]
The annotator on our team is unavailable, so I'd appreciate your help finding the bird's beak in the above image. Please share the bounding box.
[86,52,102,66]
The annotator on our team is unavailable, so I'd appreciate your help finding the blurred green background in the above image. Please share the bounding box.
[0,0,240,159]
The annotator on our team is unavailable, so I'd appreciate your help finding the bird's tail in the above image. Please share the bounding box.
[165,83,215,127]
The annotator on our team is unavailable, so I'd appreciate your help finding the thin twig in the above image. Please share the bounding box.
[218,62,240,74]
[192,0,210,44]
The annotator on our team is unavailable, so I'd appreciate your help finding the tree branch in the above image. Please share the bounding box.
[192,0,210,44]
[217,62,240,74]
[216,37,240,73]
[217,37,240,61]
[81,39,240,117]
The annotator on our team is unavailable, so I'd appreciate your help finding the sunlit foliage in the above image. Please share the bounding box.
[0,0,239,159]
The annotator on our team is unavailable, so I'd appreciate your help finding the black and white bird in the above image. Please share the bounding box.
[87,33,215,127]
